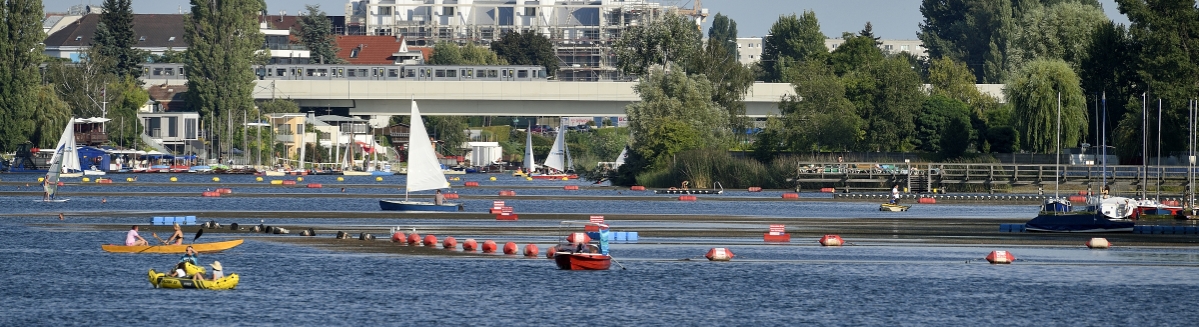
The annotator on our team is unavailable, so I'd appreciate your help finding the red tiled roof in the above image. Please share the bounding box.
[336,35,413,65]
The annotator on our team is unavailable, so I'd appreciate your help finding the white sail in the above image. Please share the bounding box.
[543,122,566,172]
[525,122,534,172]
[60,119,81,173]
[614,146,628,168]
[405,100,450,193]
[44,118,77,199]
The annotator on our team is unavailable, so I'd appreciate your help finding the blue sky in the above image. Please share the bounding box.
[46,0,1131,40]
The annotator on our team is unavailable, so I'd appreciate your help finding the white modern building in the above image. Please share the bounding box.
[343,0,706,81]
[825,39,928,58]
[736,37,764,66]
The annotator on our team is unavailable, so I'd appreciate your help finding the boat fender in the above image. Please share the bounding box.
[336,231,350,239]
[273,227,289,234]
[359,233,374,241]
[249,225,262,233]
[300,228,315,237]
[229,223,239,231]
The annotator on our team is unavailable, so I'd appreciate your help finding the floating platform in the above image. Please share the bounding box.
[655,189,723,195]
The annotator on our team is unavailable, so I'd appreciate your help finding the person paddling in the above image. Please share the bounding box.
[126,226,149,246]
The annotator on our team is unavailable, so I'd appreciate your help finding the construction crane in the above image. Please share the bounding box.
[672,0,709,30]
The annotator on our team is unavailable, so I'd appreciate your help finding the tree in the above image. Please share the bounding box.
[1079,21,1136,149]
[614,13,702,77]
[425,116,467,156]
[928,57,981,104]
[148,48,187,63]
[32,85,73,148]
[626,68,729,168]
[707,13,738,60]
[491,31,558,77]
[257,99,299,114]
[828,31,885,76]
[775,60,861,152]
[859,21,881,46]
[430,41,505,65]
[105,77,148,147]
[759,11,827,82]
[918,0,1017,83]
[298,4,344,64]
[1008,2,1108,74]
[844,56,927,151]
[1006,58,1087,153]
[93,0,144,79]
[916,95,974,159]
[688,36,754,136]
[1111,0,1199,158]
[44,48,115,119]
[0,0,45,151]
[185,0,265,159]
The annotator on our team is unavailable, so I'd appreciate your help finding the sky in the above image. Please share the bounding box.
[45,0,1132,40]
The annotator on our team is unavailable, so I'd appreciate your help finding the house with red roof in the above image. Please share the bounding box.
[335,35,426,65]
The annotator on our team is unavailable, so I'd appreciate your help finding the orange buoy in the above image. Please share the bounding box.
[564,185,580,190]
[481,240,497,253]
[566,232,591,244]
[705,248,734,261]
[917,197,936,204]
[630,185,646,191]
[781,193,799,199]
[499,190,516,196]
[678,195,697,201]
[748,187,763,192]
[391,232,405,243]
[820,187,834,193]
[423,235,438,247]
[546,245,559,258]
[407,233,421,245]
[464,181,480,187]
[307,183,322,188]
[818,234,844,246]
[985,250,1015,264]
[523,244,539,257]
[503,242,518,254]
[1067,195,1086,202]
[443,236,458,249]
[1086,238,1111,249]
[443,193,459,199]
[462,238,478,252]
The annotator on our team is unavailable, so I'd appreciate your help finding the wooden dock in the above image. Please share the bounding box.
[792,162,1197,193]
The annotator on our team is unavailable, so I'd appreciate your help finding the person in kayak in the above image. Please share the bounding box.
[164,223,184,245]
[126,226,149,246]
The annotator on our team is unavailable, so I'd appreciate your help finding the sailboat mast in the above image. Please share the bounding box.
[1102,92,1107,192]
[1157,99,1162,201]
[1142,93,1147,200]
[1056,92,1061,199]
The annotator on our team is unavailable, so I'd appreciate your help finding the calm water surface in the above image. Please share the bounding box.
[1,176,1197,325]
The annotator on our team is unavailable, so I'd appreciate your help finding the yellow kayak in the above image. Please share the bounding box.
[148,269,239,290]
[101,239,243,253]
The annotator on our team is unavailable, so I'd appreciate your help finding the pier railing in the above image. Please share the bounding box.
[793,162,1197,192]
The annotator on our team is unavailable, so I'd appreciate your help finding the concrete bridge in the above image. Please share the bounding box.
[252,79,796,118]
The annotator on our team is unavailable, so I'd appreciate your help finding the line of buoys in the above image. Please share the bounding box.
[336,231,351,239]
[1067,195,1086,202]
[282,180,296,185]
[481,240,497,253]
[747,187,763,192]
[917,197,936,204]
[818,234,844,246]
[523,244,539,257]
[307,183,322,188]
[705,248,734,261]
[443,192,459,199]
[502,242,518,254]
[1086,237,1110,249]
[462,239,478,252]
[985,250,1015,264]
[201,191,221,197]
[820,187,835,193]
[443,236,457,249]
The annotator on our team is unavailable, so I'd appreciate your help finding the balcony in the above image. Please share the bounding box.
[75,131,107,146]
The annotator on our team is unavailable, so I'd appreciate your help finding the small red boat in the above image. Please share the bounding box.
[553,252,611,270]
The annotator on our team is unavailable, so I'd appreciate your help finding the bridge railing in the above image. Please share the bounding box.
[794,162,1199,183]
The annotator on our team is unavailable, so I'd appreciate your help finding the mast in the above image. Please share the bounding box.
[1056,92,1061,199]
[1102,92,1107,195]
[1142,92,1147,200]
[1157,99,1162,202]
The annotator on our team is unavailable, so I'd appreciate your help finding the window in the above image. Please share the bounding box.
[388,69,398,77]
[276,68,287,76]
[378,6,392,15]
[749,55,755,59]
[168,36,176,42]
[463,69,473,78]
[139,36,145,42]
[348,69,357,77]
[884,45,894,51]
[435,69,446,78]
[444,6,454,16]
[900,45,910,51]
[445,69,457,78]
[406,69,416,78]
[486,69,498,78]
[295,124,303,135]
[831,43,838,49]
[524,7,536,16]
[517,70,528,78]
[75,36,82,41]
[184,118,197,139]
[350,48,359,58]
[167,117,178,138]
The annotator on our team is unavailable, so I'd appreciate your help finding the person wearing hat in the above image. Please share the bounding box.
[209,261,224,280]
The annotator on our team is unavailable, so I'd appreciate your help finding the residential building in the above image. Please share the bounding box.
[139,112,201,155]
[736,37,764,65]
[43,14,187,62]
[141,85,189,113]
[342,0,707,81]
[825,39,928,58]
[335,35,428,65]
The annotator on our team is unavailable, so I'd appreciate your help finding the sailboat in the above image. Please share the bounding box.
[1024,93,1134,232]
[379,100,459,211]
[531,119,578,180]
[42,118,80,202]
[513,122,535,177]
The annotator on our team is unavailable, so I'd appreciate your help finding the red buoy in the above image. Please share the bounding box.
[781,193,799,199]
[747,187,763,192]
[523,244,539,257]
[498,190,516,196]
[443,236,457,249]
[503,242,518,254]
[678,195,697,201]
[423,235,438,247]
[986,250,1015,264]
[407,233,421,245]
[391,232,405,243]
[917,197,936,204]
[481,240,497,253]
[462,239,478,252]
[564,185,580,190]
[630,185,646,191]
[1086,238,1111,249]
[546,245,558,258]
[818,234,844,246]
[464,181,480,187]
[705,248,734,261]
[307,183,322,188]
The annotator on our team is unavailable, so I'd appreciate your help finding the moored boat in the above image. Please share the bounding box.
[101,239,244,253]
[879,203,910,212]
[551,222,613,271]
[553,252,612,270]
[1024,197,1134,232]
[379,100,458,211]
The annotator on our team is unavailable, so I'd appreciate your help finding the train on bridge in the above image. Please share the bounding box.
[141,63,548,82]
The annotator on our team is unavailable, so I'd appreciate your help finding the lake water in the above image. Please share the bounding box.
[1,174,1197,325]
